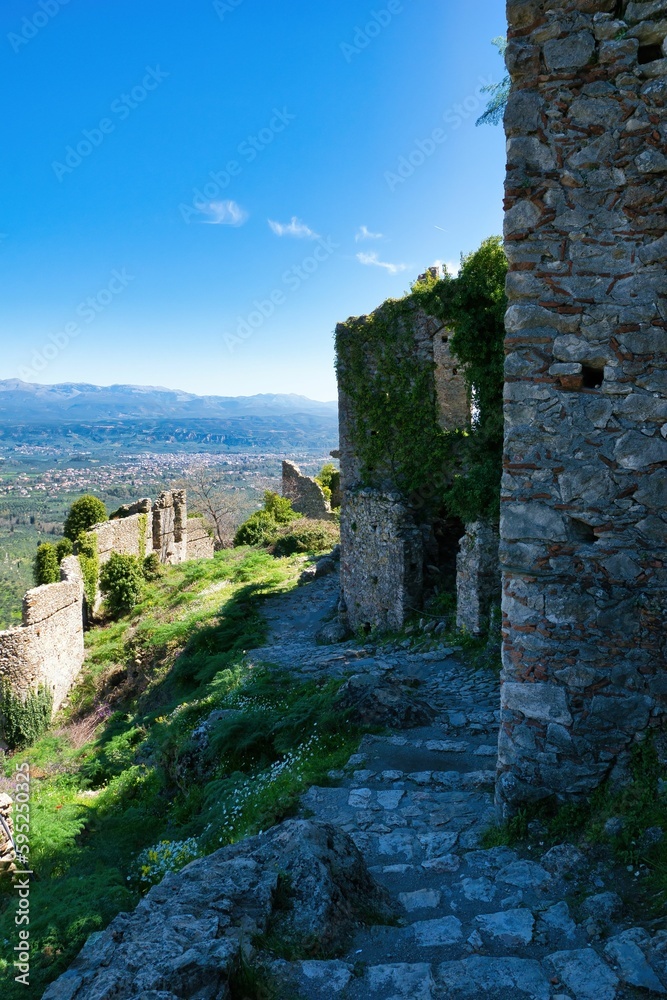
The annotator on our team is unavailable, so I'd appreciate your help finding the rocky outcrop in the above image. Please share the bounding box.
[43,820,393,1000]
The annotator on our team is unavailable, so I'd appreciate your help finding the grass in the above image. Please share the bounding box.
[482,736,667,919]
[0,544,360,999]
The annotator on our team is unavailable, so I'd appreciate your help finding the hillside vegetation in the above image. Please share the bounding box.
[0,541,358,998]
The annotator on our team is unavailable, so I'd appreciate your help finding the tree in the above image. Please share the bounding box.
[55,538,73,563]
[178,467,247,549]
[63,495,107,541]
[99,553,143,616]
[34,543,59,586]
[477,37,510,127]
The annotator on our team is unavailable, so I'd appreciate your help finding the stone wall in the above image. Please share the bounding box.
[152,490,188,564]
[0,555,85,714]
[456,521,501,636]
[92,491,212,566]
[337,301,470,633]
[282,461,333,520]
[498,0,667,815]
[0,490,214,722]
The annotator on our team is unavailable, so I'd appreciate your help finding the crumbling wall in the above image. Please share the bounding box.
[282,461,333,520]
[336,301,469,632]
[92,507,153,566]
[152,490,188,564]
[498,0,667,815]
[456,521,501,636]
[0,556,85,713]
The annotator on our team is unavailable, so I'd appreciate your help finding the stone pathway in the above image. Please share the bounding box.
[251,571,667,1000]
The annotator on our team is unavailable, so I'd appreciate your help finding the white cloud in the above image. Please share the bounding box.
[355,225,384,242]
[198,200,248,226]
[356,251,408,275]
[268,216,319,239]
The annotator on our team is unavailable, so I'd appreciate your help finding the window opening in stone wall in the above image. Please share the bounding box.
[582,365,604,389]
[569,518,597,544]
[638,44,663,64]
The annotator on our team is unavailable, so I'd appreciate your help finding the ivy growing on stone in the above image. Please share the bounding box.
[336,236,507,524]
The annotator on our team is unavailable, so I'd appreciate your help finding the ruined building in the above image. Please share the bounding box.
[335,293,498,633]
[498,0,667,813]
[0,490,214,717]
[281,460,335,520]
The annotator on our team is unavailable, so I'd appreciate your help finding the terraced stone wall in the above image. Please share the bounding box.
[498,0,667,814]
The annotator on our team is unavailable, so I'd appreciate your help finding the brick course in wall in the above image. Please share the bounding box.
[498,0,667,815]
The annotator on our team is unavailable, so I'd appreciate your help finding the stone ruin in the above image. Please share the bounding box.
[281,460,335,520]
[0,489,215,723]
[335,299,500,634]
[497,0,667,815]
[336,1,667,812]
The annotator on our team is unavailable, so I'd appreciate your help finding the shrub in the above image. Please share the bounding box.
[315,463,340,506]
[100,553,143,616]
[263,491,298,524]
[0,684,53,750]
[234,493,299,548]
[76,531,100,609]
[64,495,107,541]
[55,537,74,563]
[234,511,280,548]
[272,519,340,557]
[34,543,59,586]
[142,553,162,581]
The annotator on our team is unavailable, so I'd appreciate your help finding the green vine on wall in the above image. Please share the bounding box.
[336,236,507,524]
[138,513,148,561]
[76,531,100,610]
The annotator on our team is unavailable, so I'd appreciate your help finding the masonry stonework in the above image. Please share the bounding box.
[337,302,470,632]
[0,556,85,714]
[498,0,667,815]
[456,521,502,636]
[282,461,333,520]
[0,490,214,721]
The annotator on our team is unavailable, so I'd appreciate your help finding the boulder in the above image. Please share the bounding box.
[43,820,393,1000]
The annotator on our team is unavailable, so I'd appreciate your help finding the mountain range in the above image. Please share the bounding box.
[0,381,337,422]
[0,381,339,454]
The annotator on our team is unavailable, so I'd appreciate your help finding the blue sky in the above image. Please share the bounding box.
[0,0,506,401]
